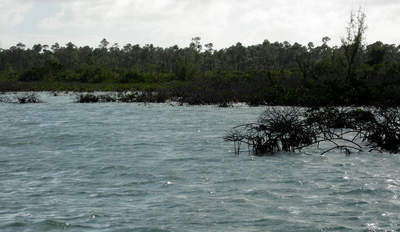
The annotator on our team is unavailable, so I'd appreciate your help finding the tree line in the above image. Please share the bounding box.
[1,12,399,106]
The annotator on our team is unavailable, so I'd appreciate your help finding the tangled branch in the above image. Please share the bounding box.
[225,107,400,156]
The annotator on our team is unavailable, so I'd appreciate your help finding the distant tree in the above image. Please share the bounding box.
[51,43,60,51]
[190,37,202,52]
[16,42,26,50]
[110,43,119,51]
[322,36,331,45]
[366,41,386,65]
[66,42,77,50]
[341,9,367,81]
[204,43,214,53]
[32,44,43,53]
[307,42,314,51]
[99,38,110,49]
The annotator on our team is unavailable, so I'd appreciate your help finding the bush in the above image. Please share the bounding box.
[17,93,42,104]
[226,107,400,156]
[76,94,116,103]
[0,95,12,103]
[225,108,316,155]
[365,108,400,153]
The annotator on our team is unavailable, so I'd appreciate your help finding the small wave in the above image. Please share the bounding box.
[344,200,369,207]
[119,180,157,186]
[330,188,390,196]
[321,225,353,231]
[34,220,99,231]
[215,178,249,185]
[129,227,172,232]
[90,190,148,198]
[28,219,73,231]
[0,221,27,229]
[250,217,296,226]
[99,165,131,171]
[244,189,281,199]
[165,157,198,162]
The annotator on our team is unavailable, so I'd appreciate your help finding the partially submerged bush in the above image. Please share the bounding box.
[225,107,400,156]
[256,108,316,153]
[225,108,317,155]
[17,93,42,104]
[117,92,137,103]
[1,93,42,104]
[0,95,12,103]
[218,101,234,108]
[117,91,163,103]
[77,94,100,103]
[76,94,116,103]
[305,107,376,130]
[76,91,168,103]
[365,108,400,153]
[134,90,168,103]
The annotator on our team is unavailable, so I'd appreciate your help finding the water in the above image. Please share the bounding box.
[1,93,400,231]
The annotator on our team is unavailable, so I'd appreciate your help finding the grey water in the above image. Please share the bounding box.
[1,93,400,231]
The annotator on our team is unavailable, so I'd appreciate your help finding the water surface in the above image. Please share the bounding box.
[1,93,400,231]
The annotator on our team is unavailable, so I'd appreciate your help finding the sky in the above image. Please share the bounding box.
[0,0,399,49]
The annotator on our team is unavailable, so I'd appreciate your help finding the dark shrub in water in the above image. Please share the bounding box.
[226,107,400,156]
[305,107,376,129]
[76,94,116,103]
[117,92,137,103]
[0,96,12,103]
[77,94,100,103]
[225,108,317,155]
[76,91,168,103]
[365,108,400,153]
[17,94,42,104]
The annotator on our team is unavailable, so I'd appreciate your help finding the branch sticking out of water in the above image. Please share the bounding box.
[225,107,400,156]
[17,93,43,104]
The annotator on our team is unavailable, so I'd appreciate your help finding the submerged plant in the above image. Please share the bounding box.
[76,93,117,103]
[225,108,317,155]
[77,94,100,103]
[76,91,169,103]
[0,95,12,103]
[225,107,400,156]
[17,93,42,104]
[365,107,400,153]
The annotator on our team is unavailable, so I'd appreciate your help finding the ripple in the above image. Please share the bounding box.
[0,222,27,229]
[130,227,172,232]
[2,102,400,231]
[330,188,391,196]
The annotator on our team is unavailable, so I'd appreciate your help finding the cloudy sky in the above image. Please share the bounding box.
[0,0,399,49]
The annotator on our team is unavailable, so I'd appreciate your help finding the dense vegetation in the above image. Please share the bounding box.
[1,12,399,106]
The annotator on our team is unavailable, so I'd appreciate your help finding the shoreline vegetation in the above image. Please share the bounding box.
[1,10,400,156]
[1,11,399,107]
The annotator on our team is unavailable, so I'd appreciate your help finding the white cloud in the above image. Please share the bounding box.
[0,0,34,48]
[1,0,399,49]
[0,0,33,26]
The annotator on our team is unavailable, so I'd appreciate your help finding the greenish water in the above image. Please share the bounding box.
[1,93,400,231]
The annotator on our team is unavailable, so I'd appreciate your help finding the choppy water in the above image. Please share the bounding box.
[1,92,400,231]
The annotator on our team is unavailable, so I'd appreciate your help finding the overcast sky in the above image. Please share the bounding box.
[0,0,399,49]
